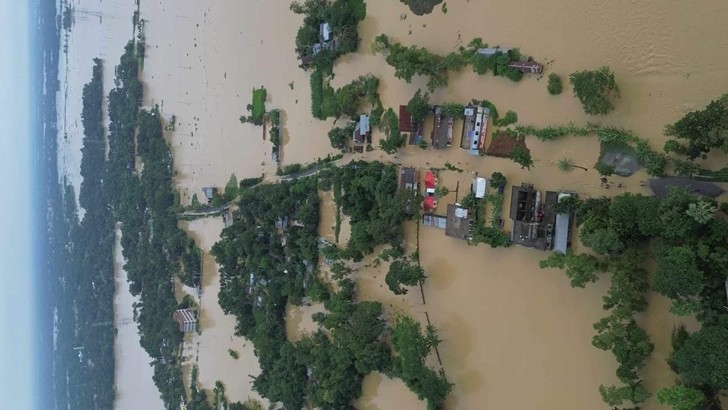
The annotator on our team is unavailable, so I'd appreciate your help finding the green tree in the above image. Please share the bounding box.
[653,245,703,302]
[594,162,616,176]
[328,123,354,149]
[685,200,717,224]
[580,228,625,255]
[391,316,452,408]
[386,258,426,295]
[664,93,728,159]
[224,173,238,200]
[539,252,605,288]
[470,53,489,74]
[672,325,728,389]
[592,317,653,383]
[441,102,465,119]
[508,145,534,169]
[407,89,431,125]
[598,384,650,407]
[569,66,619,115]
[490,172,507,190]
[656,385,705,410]
[557,157,587,173]
[547,73,563,95]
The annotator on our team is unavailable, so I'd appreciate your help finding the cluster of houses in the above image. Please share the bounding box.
[361,103,491,156]
[403,166,574,254]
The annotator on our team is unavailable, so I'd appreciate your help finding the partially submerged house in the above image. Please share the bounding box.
[424,171,436,196]
[399,105,424,144]
[552,193,574,254]
[476,47,512,57]
[508,61,543,74]
[399,167,419,191]
[460,105,490,156]
[445,204,471,240]
[320,22,332,43]
[475,47,543,75]
[509,184,545,249]
[423,213,447,229]
[353,114,371,146]
[201,187,217,204]
[423,171,437,212]
[431,106,453,149]
[472,177,488,199]
[423,196,436,212]
[173,309,197,333]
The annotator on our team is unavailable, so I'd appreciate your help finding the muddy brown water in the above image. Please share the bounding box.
[57,0,728,408]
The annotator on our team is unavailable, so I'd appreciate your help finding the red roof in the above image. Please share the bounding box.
[399,105,414,132]
[423,196,436,212]
[424,171,436,189]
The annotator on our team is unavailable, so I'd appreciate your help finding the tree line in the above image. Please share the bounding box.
[541,187,728,409]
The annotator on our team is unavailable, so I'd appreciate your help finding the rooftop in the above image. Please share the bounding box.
[509,184,538,221]
[400,167,418,190]
[553,193,573,254]
[431,106,453,149]
[445,204,471,240]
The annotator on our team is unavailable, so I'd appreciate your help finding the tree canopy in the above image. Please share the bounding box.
[656,385,705,410]
[664,93,728,159]
[672,325,728,389]
[569,66,620,115]
[386,258,426,295]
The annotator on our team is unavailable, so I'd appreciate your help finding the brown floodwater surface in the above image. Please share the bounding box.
[113,226,164,410]
[56,0,728,407]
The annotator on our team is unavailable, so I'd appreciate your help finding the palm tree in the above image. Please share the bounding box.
[557,157,588,173]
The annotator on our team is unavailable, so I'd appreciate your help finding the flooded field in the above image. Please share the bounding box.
[179,218,268,406]
[113,226,163,410]
[55,0,728,408]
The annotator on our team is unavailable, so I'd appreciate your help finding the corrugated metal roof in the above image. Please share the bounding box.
[473,177,487,198]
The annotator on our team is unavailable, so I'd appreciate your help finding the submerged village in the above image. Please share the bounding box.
[48,1,728,410]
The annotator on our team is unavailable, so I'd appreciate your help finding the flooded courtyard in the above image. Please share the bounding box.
[55,0,728,408]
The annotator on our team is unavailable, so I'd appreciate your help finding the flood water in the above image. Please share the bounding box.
[113,226,163,410]
[55,0,728,408]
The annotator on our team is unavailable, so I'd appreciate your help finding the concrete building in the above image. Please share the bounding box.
[173,309,197,333]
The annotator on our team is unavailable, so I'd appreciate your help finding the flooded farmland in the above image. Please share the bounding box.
[54,0,728,408]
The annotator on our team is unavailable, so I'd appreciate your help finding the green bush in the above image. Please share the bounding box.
[490,172,506,190]
[310,70,324,119]
[547,73,563,95]
[495,110,518,127]
[250,87,267,125]
[508,145,533,169]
